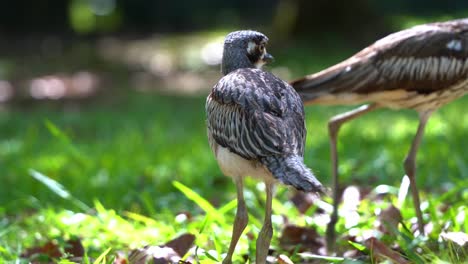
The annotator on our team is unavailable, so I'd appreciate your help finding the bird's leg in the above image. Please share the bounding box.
[256,182,275,264]
[403,111,432,236]
[223,177,249,264]
[326,103,379,252]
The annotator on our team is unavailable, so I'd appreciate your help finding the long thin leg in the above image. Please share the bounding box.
[256,182,275,264]
[403,111,432,235]
[326,104,379,251]
[223,177,249,264]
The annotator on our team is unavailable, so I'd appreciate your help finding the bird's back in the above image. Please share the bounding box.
[207,68,306,159]
[292,18,468,111]
[207,68,323,192]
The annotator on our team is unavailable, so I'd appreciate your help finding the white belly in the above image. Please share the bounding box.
[216,145,272,180]
[208,132,274,182]
[207,130,277,182]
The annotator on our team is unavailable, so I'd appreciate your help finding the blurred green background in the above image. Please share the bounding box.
[0,1,467,260]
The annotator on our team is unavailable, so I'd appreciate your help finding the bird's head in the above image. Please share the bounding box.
[221,30,274,75]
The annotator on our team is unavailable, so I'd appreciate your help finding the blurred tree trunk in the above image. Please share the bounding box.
[273,0,390,45]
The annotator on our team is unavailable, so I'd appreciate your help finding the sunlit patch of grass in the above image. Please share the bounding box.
[0,38,467,261]
[1,206,181,262]
[1,94,467,262]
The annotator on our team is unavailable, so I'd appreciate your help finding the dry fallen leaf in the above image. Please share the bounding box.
[279,224,323,253]
[113,251,128,264]
[377,205,402,235]
[365,237,409,264]
[164,233,196,257]
[21,238,84,261]
[290,191,321,214]
[128,233,195,264]
[21,241,62,260]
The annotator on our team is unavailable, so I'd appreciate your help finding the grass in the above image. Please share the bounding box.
[0,27,467,262]
[1,94,216,214]
[1,89,467,262]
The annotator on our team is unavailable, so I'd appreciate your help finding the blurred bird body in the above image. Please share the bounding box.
[291,18,468,250]
[294,19,468,110]
[206,30,323,263]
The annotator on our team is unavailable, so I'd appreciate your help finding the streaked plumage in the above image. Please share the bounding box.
[291,18,468,250]
[206,30,323,264]
[207,68,322,191]
[293,18,468,109]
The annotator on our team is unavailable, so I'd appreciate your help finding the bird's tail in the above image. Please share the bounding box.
[290,62,347,104]
[290,54,375,106]
[262,155,325,194]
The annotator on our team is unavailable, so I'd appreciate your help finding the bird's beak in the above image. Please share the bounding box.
[263,53,274,64]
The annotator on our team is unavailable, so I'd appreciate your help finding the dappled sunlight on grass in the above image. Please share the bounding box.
[0,89,466,260]
[1,202,187,258]
[4,175,468,263]
[0,24,467,260]
[0,93,218,215]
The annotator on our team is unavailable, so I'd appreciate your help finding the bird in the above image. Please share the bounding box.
[290,18,468,249]
[206,30,325,263]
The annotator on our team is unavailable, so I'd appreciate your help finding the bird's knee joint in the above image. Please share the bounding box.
[328,121,341,137]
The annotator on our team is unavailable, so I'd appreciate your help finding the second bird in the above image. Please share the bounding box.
[291,18,468,249]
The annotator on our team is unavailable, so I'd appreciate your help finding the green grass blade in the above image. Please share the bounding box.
[29,169,71,199]
[58,259,77,264]
[124,211,158,226]
[198,214,211,234]
[348,241,367,252]
[29,169,90,211]
[43,119,87,164]
[44,120,71,143]
[204,250,220,262]
[173,181,223,223]
[218,199,237,215]
[93,247,112,264]
[83,249,90,264]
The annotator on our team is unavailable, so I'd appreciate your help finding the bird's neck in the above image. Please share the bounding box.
[221,47,256,75]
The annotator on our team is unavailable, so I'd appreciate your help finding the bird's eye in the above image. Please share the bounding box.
[259,44,265,51]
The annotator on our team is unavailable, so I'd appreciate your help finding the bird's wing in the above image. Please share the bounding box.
[206,68,306,160]
[292,18,468,104]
